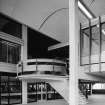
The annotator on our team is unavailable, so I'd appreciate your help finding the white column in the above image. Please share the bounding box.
[21,25,28,61]
[22,80,28,104]
[21,25,28,104]
[69,0,79,105]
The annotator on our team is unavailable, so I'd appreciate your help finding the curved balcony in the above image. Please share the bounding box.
[17,58,67,76]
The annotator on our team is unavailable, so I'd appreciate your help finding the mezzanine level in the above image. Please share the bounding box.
[80,14,105,76]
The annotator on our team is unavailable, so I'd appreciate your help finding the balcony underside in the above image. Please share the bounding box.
[18,74,69,82]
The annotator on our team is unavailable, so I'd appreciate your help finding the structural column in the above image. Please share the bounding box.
[21,24,28,61]
[69,0,79,105]
[22,80,28,104]
[21,25,28,104]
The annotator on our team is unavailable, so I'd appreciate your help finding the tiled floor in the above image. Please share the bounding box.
[87,94,105,105]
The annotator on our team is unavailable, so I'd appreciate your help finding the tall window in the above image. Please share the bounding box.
[0,38,21,64]
[81,27,90,65]
[0,74,22,105]
[0,14,22,38]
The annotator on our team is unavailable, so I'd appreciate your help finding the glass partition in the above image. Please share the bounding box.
[101,23,105,62]
[0,74,22,105]
[28,83,37,103]
[81,27,90,65]
[91,24,100,63]
[0,40,7,62]
[0,38,20,64]
[1,76,8,105]
[80,17,105,72]
[27,82,63,103]
[9,77,22,104]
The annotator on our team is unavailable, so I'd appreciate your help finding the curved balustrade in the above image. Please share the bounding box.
[17,58,67,76]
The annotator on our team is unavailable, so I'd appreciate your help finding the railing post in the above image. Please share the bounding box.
[16,63,19,77]
[53,59,55,72]
[99,16,102,72]
[21,61,24,75]
[36,58,38,71]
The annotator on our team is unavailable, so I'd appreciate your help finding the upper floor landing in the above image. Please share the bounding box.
[80,15,105,75]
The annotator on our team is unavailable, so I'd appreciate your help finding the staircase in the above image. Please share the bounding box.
[17,59,89,104]
[49,80,88,105]
[79,90,88,105]
[48,79,69,102]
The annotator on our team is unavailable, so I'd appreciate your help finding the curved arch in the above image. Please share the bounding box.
[38,8,69,30]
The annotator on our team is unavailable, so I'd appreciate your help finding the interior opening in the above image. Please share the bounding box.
[28,27,60,59]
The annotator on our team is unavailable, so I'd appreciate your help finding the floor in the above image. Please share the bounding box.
[87,94,105,105]
[16,94,105,105]
[16,99,69,105]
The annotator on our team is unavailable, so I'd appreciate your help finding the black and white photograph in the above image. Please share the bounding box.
[0,0,105,105]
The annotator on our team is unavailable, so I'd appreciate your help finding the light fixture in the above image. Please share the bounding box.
[78,1,105,36]
[97,25,105,35]
[102,29,105,35]
[78,1,93,19]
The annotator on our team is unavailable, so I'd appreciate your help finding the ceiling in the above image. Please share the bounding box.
[0,0,105,43]
[0,0,69,43]
[82,0,105,17]
[80,0,105,23]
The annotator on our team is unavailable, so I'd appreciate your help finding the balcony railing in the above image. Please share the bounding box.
[17,58,68,77]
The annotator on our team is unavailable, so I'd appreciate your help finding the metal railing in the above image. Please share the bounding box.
[17,58,67,77]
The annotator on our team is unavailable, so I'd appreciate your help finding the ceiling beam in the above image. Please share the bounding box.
[48,42,69,51]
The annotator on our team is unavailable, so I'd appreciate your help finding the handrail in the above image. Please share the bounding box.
[17,58,67,76]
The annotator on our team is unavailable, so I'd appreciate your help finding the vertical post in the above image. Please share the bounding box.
[69,0,79,105]
[20,81,22,104]
[90,83,93,95]
[22,80,27,104]
[21,25,28,103]
[36,59,38,71]
[46,83,48,100]
[53,59,55,72]
[36,82,38,102]
[21,25,28,72]
[0,74,1,105]
[99,16,102,72]
[8,76,10,105]
[80,23,82,65]
[89,20,92,72]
